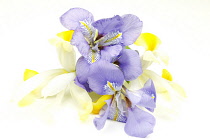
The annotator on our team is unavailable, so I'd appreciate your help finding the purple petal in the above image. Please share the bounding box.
[120,14,143,46]
[75,56,90,84]
[117,49,142,81]
[60,8,94,30]
[94,99,112,130]
[124,106,156,138]
[143,79,156,102]
[71,30,90,58]
[100,45,122,62]
[74,77,92,92]
[92,15,123,35]
[141,79,156,112]
[88,60,124,95]
[126,79,156,112]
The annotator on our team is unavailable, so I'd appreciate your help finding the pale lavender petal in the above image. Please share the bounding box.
[88,60,124,95]
[60,8,94,30]
[117,49,142,81]
[75,56,90,84]
[124,106,156,138]
[74,77,92,92]
[141,79,156,112]
[71,30,90,58]
[126,79,156,112]
[120,14,143,46]
[100,45,122,62]
[94,99,112,130]
[143,79,156,102]
[92,15,123,35]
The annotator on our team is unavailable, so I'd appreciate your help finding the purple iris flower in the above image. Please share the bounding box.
[88,60,156,138]
[60,8,143,89]
[113,49,143,81]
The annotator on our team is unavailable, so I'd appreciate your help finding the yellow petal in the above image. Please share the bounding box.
[18,89,40,107]
[162,69,173,81]
[134,33,161,51]
[92,95,113,114]
[23,69,39,81]
[56,30,74,42]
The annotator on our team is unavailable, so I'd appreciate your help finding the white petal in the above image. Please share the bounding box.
[42,72,76,97]
[49,37,76,72]
[141,58,153,70]
[144,70,171,93]
[153,50,169,65]
[170,82,187,98]
[143,51,159,63]
[127,73,149,91]
[54,90,66,106]
[14,69,67,103]
[69,81,93,121]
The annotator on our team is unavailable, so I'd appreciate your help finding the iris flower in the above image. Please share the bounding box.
[129,33,186,117]
[14,31,92,120]
[134,33,169,68]
[60,8,143,90]
[87,60,156,138]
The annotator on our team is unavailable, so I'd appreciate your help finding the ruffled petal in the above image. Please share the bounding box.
[100,45,122,62]
[88,60,124,95]
[120,14,143,46]
[60,8,94,30]
[71,30,90,58]
[69,81,93,121]
[41,72,76,97]
[15,69,67,104]
[93,99,112,130]
[117,49,142,81]
[49,37,76,72]
[124,106,156,138]
[92,15,123,35]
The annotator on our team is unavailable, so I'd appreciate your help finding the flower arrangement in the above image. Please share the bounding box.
[14,8,186,138]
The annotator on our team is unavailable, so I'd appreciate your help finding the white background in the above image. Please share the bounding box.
[0,0,210,139]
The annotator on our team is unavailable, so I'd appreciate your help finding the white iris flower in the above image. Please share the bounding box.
[14,31,93,121]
